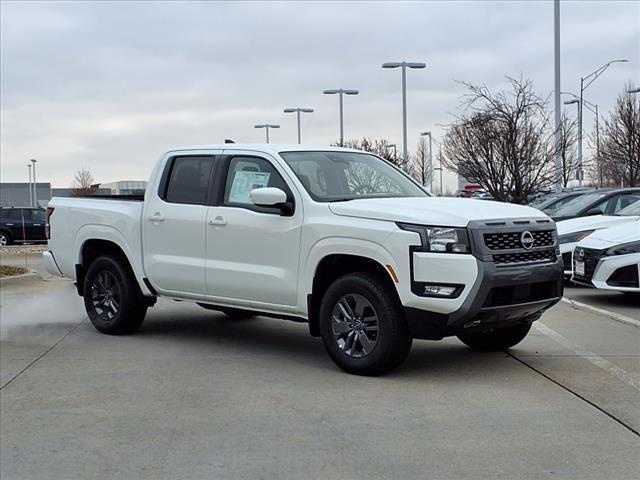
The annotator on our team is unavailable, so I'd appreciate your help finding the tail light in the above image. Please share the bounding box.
[46,207,54,239]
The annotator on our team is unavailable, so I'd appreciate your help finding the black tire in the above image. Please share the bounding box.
[457,322,532,351]
[0,230,12,247]
[83,255,147,335]
[197,303,255,319]
[319,272,412,376]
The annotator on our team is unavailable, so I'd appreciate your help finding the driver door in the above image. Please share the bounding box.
[205,153,302,306]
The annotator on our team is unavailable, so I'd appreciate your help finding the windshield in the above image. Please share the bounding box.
[279,151,428,202]
[553,191,608,216]
[616,200,640,216]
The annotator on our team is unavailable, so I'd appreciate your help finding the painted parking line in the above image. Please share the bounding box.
[561,297,640,329]
[534,322,640,392]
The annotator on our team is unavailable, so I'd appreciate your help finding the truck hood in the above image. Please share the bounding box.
[328,197,548,227]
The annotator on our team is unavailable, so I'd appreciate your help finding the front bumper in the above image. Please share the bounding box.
[404,259,563,340]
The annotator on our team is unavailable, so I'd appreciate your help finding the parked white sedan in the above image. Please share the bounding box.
[557,201,640,277]
[572,220,640,294]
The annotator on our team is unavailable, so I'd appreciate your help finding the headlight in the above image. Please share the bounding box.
[398,223,471,253]
[604,240,640,256]
[558,229,595,244]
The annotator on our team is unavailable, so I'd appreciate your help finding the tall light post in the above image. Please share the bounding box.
[420,131,433,193]
[576,59,628,186]
[323,89,359,146]
[553,0,562,189]
[563,92,599,187]
[283,108,314,144]
[382,61,427,162]
[254,124,280,143]
[30,158,38,206]
[27,164,33,207]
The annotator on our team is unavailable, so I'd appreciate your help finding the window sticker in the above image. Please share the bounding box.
[229,171,271,204]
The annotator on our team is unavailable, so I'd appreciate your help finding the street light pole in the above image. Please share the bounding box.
[323,89,359,146]
[382,61,427,162]
[283,108,314,144]
[564,94,600,187]
[576,59,629,186]
[254,124,280,143]
[30,159,38,206]
[27,164,33,207]
[554,0,562,190]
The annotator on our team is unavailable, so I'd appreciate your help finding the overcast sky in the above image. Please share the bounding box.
[1,0,638,190]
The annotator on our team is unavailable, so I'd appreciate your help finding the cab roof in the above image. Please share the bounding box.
[166,144,364,155]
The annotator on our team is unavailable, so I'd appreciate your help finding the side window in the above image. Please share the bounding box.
[611,194,640,213]
[223,156,292,212]
[7,209,24,220]
[164,156,214,205]
[32,210,46,222]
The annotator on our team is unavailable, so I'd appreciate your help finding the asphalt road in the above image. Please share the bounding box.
[1,275,639,480]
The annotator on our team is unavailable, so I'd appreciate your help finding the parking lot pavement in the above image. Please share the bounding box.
[564,285,639,322]
[1,278,639,480]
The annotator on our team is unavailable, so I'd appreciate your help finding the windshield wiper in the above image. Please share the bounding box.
[329,198,356,203]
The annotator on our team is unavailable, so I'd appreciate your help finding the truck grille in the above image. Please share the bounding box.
[484,230,555,250]
[493,249,557,265]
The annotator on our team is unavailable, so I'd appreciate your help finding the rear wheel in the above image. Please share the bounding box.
[0,231,11,247]
[457,322,532,351]
[319,272,412,376]
[83,255,147,335]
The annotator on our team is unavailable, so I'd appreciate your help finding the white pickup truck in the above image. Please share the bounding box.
[44,145,563,375]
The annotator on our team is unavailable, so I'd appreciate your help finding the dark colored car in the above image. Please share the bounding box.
[551,188,640,222]
[0,207,48,246]
[529,191,589,216]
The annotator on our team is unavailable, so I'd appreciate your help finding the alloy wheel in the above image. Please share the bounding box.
[331,294,379,358]
[90,270,121,321]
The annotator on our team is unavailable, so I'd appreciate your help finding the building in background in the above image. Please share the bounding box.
[0,180,147,207]
[99,181,147,195]
[0,182,51,207]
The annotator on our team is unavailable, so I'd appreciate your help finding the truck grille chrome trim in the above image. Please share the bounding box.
[484,229,555,250]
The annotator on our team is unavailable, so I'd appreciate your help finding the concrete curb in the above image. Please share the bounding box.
[0,272,40,286]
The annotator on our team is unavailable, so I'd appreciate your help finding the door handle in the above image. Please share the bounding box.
[148,213,165,222]
[208,216,227,226]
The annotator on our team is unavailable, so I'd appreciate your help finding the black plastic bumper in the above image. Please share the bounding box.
[404,259,564,340]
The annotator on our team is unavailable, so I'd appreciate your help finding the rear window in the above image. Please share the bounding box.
[164,156,214,205]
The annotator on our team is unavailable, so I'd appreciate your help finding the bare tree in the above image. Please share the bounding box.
[598,85,640,187]
[410,136,432,188]
[556,112,580,187]
[442,77,557,203]
[339,137,406,169]
[71,168,97,197]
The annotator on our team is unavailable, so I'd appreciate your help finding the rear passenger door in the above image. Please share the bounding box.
[142,152,220,295]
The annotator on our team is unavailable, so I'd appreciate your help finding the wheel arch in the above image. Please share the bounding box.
[76,236,153,299]
[307,253,400,337]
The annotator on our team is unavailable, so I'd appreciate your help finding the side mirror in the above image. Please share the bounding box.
[585,208,602,216]
[250,187,287,206]
[250,187,294,216]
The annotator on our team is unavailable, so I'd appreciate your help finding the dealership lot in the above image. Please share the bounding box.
[1,274,639,480]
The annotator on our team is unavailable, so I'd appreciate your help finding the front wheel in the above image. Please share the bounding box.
[319,272,412,376]
[457,322,532,351]
[83,255,147,335]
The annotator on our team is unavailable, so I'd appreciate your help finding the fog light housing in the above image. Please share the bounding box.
[418,283,464,298]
